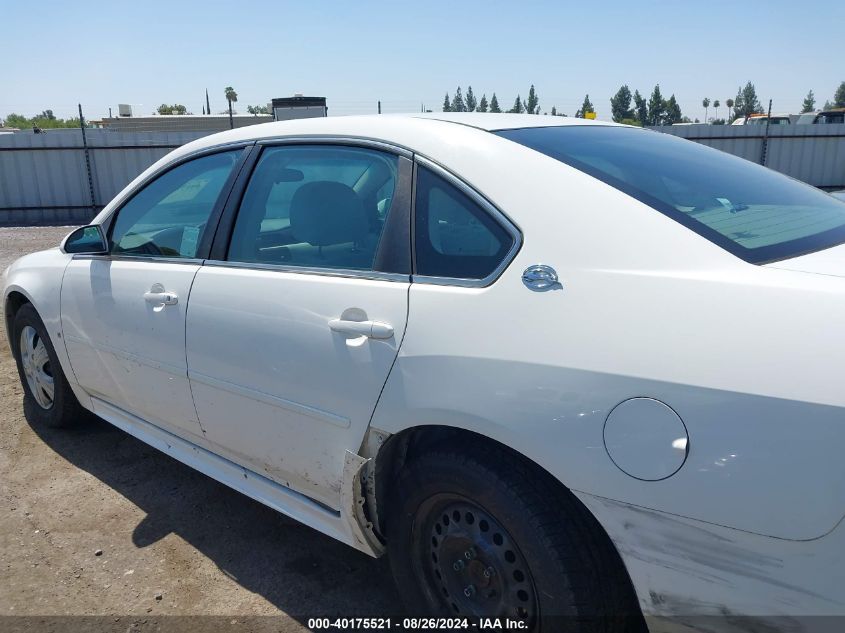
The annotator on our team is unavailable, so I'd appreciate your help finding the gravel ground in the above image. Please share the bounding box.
[0,227,401,631]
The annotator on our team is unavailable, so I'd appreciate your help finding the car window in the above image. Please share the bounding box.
[414,166,514,280]
[227,145,398,271]
[497,126,845,264]
[110,151,240,258]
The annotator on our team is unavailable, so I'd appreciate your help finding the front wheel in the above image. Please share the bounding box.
[386,444,643,632]
[12,303,84,428]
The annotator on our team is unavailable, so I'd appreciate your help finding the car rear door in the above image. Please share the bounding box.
[61,147,248,440]
[185,141,412,510]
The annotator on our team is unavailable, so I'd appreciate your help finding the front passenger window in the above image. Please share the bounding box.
[110,151,240,258]
[227,145,398,270]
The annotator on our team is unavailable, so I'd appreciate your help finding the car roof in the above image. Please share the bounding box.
[405,112,618,131]
[171,113,619,162]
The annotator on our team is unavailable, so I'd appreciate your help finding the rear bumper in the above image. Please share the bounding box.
[575,493,845,632]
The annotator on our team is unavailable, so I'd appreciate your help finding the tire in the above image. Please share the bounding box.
[386,443,644,633]
[11,303,84,428]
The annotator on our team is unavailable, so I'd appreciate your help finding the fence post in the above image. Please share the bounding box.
[759,99,773,166]
[79,103,97,217]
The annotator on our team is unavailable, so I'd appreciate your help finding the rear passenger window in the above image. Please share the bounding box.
[414,166,514,280]
[227,146,398,270]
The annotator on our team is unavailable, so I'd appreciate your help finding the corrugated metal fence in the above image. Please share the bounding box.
[650,123,845,190]
[1,124,844,226]
[0,129,208,226]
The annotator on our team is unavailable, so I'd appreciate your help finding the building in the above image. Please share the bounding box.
[272,95,327,120]
[92,94,328,132]
[97,114,274,133]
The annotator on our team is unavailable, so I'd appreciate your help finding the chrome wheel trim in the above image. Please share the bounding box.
[20,325,54,410]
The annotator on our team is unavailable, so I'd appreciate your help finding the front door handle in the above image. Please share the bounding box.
[329,318,394,339]
[144,285,178,306]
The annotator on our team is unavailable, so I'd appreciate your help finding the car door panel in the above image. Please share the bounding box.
[185,143,412,510]
[61,258,203,438]
[60,148,244,440]
[186,266,408,509]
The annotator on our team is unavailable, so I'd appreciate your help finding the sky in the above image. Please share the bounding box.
[2,0,843,123]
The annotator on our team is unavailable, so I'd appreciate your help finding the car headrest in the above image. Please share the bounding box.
[290,181,368,247]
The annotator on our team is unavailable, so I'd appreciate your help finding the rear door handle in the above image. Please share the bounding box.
[144,289,178,306]
[329,318,394,339]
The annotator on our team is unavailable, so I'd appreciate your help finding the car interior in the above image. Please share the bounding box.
[227,147,398,270]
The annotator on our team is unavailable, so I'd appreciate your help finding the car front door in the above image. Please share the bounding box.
[61,148,246,440]
[185,142,412,510]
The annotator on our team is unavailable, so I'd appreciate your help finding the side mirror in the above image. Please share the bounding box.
[62,225,108,255]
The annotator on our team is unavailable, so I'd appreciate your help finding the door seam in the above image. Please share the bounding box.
[184,264,208,435]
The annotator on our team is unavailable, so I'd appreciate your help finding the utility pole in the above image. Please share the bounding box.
[78,104,96,216]
[760,99,773,166]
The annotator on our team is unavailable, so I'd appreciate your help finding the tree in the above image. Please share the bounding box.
[736,81,762,118]
[834,81,845,108]
[157,104,187,115]
[550,106,557,116]
[725,98,735,121]
[702,98,710,124]
[575,94,594,118]
[801,90,816,113]
[224,86,238,128]
[610,85,633,123]
[665,95,683,125]
[247,104,269,115]
[465,86,477,112]
[633,90,648,126]
[3,111,80,129]
[647,85,665,125]
[451,87,466,112]
[489,93,501,113]
[524,84,539,114]
[732,87,745,121]
[442,93,451,112]
[477,94,489,113]
[713,99,720,122]
[508,95,524,114]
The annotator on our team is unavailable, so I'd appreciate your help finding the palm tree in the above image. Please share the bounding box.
[224,86,238,129]
[702,97,710,123]
[713,99,720,122]
[726,98,734,121]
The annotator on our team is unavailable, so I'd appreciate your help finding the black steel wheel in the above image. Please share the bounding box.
[419,495,538,625]
[387,441,645,633]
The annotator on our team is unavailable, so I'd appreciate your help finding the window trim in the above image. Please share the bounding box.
[208,137,414,282]
[97,142,254,262]
[411,156,522,288]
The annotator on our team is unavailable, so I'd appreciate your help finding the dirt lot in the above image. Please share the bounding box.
[0,227,401,631]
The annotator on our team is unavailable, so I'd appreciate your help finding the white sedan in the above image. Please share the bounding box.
[5,113,845,631]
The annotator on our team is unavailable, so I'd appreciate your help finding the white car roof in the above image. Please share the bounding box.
[160,113,621,170]
[174,112,616,155]
[406,112,617,131]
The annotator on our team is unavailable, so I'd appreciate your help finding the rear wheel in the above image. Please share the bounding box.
[12,303,84,428]
[386,444,643,632]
